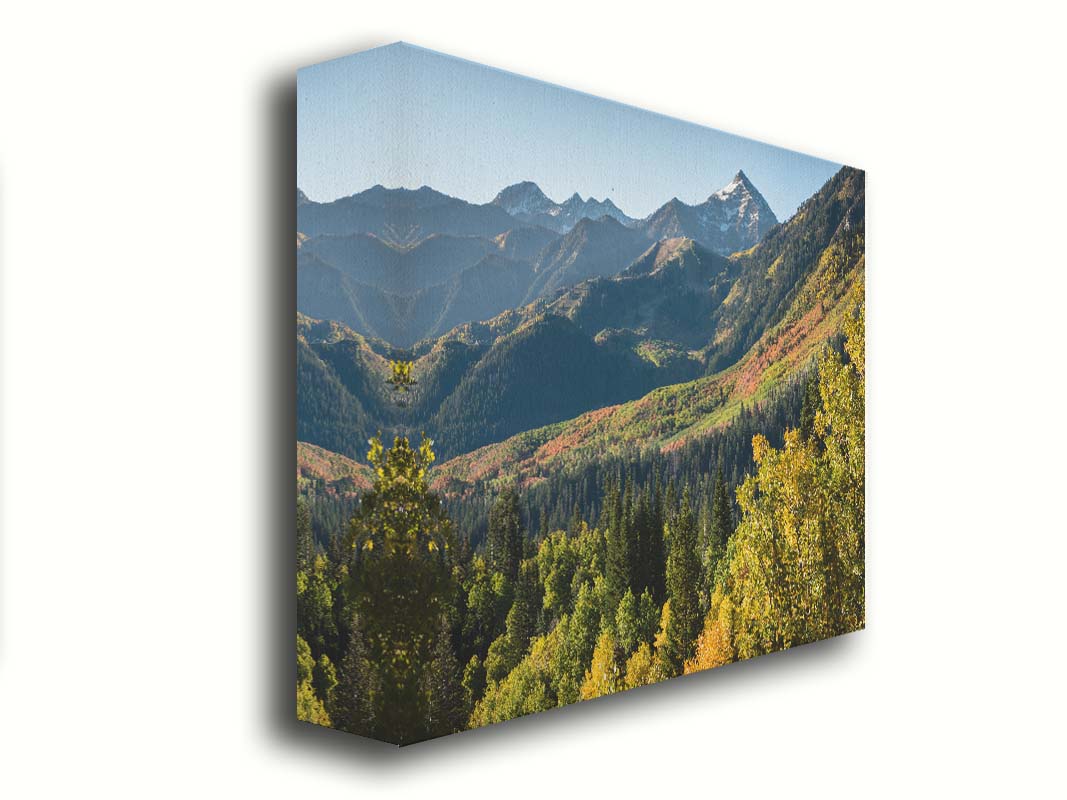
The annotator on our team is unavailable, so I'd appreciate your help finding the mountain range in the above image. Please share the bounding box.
[296,172,779,347]
[297,166,863,464]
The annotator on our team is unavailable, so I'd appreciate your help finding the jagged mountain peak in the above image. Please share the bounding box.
[493,182,636,233]
[493,181,552,208]
[639,170,778,255]
[711,169,757,201]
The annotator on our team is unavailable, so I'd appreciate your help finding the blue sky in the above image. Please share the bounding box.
[297,43,843,221]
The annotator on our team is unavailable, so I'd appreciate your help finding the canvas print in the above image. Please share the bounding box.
[296,43,865,745]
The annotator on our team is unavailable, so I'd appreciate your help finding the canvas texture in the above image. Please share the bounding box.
[296,43,865,745]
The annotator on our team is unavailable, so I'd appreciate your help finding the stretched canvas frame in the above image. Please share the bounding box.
[296,42,865,745]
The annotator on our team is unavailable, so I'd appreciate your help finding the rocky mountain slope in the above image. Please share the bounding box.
[638,170,778,256]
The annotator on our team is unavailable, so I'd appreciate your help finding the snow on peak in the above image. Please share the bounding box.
[711,170,755,201]
[492,181,555,215]
[493,182,635,231]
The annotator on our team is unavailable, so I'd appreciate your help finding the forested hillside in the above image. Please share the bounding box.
[430,169,864,486]
[296,286,863,741]
[296,167,865,743]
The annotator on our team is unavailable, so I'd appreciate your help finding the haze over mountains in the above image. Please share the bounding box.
[296,172,779,347]
[297,166,864,462]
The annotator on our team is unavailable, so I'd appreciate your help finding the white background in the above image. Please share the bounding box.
[1,1,1064,796]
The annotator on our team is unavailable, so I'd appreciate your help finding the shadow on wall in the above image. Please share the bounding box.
[259,39,862,766]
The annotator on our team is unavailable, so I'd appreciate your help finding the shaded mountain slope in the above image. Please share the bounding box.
[526,216,653,300]
[297,185,517,244]
[547,237,737,349]
[296,314,392,459]
[300,232,495,294]
[421,254,535,340]
[493,225,559,263]
[429,313,667,457]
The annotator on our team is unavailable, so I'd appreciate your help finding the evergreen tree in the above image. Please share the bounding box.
[555,582,601,705]
[697,496,711,554]
[638,589,659,646]
[631,488,652,596]
[603,481,632,615]
[799,370,821,443]
[703,466,733,600]
[462,654,486,710]
[297,553,337,656]
[424,618,467,740]
[647,479,666,602]
[662,490,701,675]
[615,588,641,655]
[710,466,732,552]
[664,477,677,527]
[568,502,583,539]
[484,560,542,685]
[622,477,639,594]
[297,495,314,574]
[314,654,338,717]
[333,616,376,737]
[487,488,523,581]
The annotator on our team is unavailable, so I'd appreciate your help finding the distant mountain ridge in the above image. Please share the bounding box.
[297,172,780,347]
[297,184,517,245]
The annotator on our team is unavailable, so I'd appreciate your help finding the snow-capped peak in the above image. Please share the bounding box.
[492,181,555,216]
[711,170,755,201]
